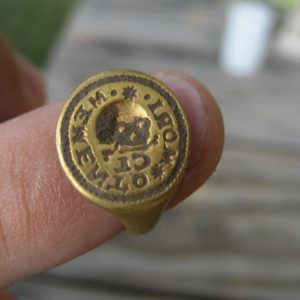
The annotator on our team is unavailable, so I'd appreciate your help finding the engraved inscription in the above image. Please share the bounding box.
[72,125,85,144]
[59,71,189,202]
[132,173,148,188]
[148,99,174,129]
[87,164,109,186]
[74,105,92,125]
[88,90,107,108]
[75,146,95,166]
[69,84,179,194]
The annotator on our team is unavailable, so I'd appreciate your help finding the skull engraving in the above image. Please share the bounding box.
[96,104,158,160]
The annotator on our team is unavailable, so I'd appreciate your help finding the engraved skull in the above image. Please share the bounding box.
[96,104,154,160]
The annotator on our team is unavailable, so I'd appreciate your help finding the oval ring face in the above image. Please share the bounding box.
[56,70,190,206]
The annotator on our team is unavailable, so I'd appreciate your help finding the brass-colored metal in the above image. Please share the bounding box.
[56,69,190,234]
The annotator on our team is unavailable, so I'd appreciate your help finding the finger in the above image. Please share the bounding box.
[0,291,16,300]
[153,70,224,206]
[0,71,224,288]
[0,35,45,122]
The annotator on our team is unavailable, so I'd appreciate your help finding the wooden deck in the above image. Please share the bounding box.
[12,0,300,299]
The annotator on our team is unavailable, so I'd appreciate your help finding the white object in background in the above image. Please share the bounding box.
[220,1,275,76]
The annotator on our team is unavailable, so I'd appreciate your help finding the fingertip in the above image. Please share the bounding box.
[0,291,16,300]
[153,70,224,203]
[0,35,45,122]
[16,54,45,108]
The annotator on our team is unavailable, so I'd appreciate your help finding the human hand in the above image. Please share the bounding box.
[0,36,224,299]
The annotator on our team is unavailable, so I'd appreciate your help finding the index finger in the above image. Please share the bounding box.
[0,70,224,288]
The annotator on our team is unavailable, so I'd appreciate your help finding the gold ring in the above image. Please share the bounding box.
[56,69,190,234]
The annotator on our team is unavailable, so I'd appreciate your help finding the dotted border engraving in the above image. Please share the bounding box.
[60,74,188,202]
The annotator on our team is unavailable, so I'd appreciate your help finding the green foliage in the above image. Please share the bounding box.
[0,0,77,66]
[267,0,300,10]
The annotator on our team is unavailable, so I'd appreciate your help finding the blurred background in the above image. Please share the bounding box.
[1,0,300,299]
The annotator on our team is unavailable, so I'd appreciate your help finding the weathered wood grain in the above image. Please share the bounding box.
[12,0,300,299]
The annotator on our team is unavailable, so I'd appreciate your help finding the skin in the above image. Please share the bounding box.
[0,36,224,299]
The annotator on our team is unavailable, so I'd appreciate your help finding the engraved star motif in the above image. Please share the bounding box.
[162,147,176,165]
[151,164,165,179]
[122,86,138,101]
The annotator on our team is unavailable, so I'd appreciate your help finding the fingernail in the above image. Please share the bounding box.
[153,70,208,170]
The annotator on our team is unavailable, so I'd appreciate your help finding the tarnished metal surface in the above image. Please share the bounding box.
[56,70,190,233]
